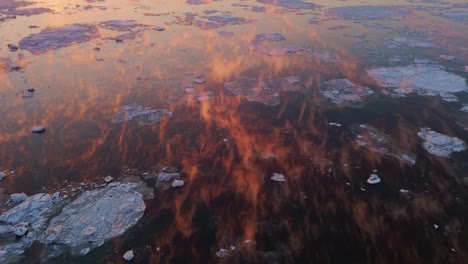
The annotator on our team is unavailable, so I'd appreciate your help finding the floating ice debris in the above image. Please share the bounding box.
[319,79,374,105]
[366,65,468,99]
[112,105,172,125]
[18,24,100,54]
[114,31,141,42]
[0,171,5,181]
[207,15,251,25]
[256,0,320,10]
[193,78,205,84]
[252,6,267,12]
[224,76,306,106]
[216,248,230,258]
[251,33,286,43]
[350,124,417,165]
[104,175,113,183]
[154,26,165,31]
[7,44,18,52]
[307,50,341,62]
[260,46,301,56]
[440,55,455,61]
[32,126,45,134]
[329,122,342,127]
[387,37,437,48]
[100,20,147,31]
[325,6,414,20]
[461,106,468,112]
[400,189,410,193]
[186,0,212,4]
[271,173,286,182]
[417,128,466,158]
[155,172,181,190]
[367,174,381,185]
[0,193,62,262]
[10,193,28,204]
[218,30,234,37]
[45,183,145,256]
[204,9,218,14]
[123,250,134,261]
[196,91,214,102]
[172,179,184,188]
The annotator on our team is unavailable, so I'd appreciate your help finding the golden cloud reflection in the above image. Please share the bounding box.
[0,0,468,262]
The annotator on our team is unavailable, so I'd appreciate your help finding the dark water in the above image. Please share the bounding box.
[1,0,468,263]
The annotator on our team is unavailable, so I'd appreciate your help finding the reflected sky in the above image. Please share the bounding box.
[1,0,468,263]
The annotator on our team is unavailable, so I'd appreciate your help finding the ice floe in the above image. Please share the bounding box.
[18,24,100,54]
[366,64,468,101]
[417,128,466,158]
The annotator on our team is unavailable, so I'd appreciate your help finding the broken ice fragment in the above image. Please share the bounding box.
[19,24,100,54]
[123,250,134,261]
[257,0,320,10]
[367,174,381,184]
[271,173,286,182]
[216,248,229,258]
[32,126,45,133]
[172,179,184,188]
[112,105,172,125]
[251,33,286,43]
[193,78,205,84]
[417,128,466,158]
[319,79,373,105]
[350,124,417,165]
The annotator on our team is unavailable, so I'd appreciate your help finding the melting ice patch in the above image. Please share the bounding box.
[417,128,466,158]
[112,105,172,125]
[319,79,374,105]
[224,76,306,106]
[18,24,100,54]
[366,65,468,102]
[350,124,417,165]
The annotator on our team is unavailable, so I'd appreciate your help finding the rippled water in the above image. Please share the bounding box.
[1,0,468,263]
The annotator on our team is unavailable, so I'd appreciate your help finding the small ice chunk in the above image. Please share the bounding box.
[172,179,184,188]
[104,175,113,183]
[193,78,205,84]
[216,248,229,258]
[123,250,134,261]
[154,26,165,31]
[329,122,342,127]
[460,106,468,113]
[367,174,381,184]
[32,126,45,133]
[271,173,286,182]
